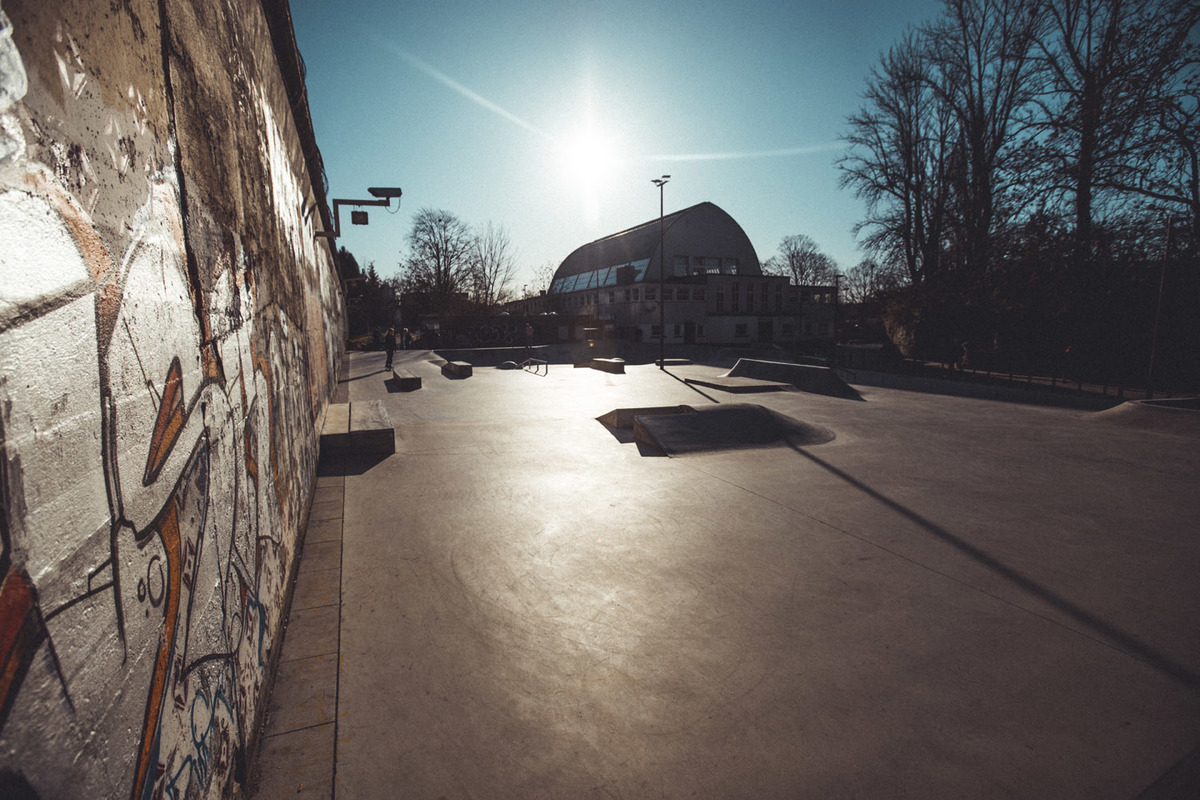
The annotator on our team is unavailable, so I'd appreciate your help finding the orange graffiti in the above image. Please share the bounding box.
[129,498,183,800]
[144,359,185,486]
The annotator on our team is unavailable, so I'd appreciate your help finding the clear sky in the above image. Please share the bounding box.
[290,0,945,290]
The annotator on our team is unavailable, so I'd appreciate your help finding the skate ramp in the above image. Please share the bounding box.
[606,403,835,456]
[1091,398,1200,435]
[721,358,863,400]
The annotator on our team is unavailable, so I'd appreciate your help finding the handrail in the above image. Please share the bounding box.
[521,358,548,376]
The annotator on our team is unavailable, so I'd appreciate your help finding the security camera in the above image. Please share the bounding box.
[368,187,403,199]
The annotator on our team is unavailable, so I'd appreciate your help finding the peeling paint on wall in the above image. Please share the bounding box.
[0,1,344,798]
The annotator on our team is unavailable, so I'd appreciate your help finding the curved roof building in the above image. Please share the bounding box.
[550,201,761,295]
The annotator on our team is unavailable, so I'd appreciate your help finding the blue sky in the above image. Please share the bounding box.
[291,0,945,290]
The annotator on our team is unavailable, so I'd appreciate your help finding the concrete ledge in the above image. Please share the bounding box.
[391,367,421,391]
[320,400,394,456]
[442,361,473,378]
[597,405,693,430]
[590,357,625,374]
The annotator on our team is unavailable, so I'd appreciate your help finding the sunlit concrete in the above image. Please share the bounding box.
[326,349,1199,799]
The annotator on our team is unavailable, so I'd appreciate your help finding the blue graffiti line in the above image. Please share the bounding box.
[164,683,236,800]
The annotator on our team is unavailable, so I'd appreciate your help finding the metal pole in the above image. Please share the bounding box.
[652,175,669,369]
[1147,216,1172,399]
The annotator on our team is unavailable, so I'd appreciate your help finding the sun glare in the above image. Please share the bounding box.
[555,125,623,222]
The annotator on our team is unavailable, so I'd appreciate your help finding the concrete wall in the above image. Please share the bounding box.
[0,1,344,797]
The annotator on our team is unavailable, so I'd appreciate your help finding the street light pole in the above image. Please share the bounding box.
[652,175,670,369]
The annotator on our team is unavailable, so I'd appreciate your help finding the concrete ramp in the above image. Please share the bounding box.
[1091,398,1200,435]
[721,358,863,400]
[627,403,835,456]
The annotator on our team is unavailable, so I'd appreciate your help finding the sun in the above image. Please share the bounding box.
[557,125,620,194]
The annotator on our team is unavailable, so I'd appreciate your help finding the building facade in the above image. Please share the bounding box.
[544,202,837,347]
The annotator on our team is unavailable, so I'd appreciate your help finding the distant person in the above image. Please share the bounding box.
[384,327,396,369]
[525,322,534,354]
[402,327,411,349]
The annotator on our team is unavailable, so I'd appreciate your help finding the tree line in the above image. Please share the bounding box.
[397,208,518,315]
[837,0,1198,388]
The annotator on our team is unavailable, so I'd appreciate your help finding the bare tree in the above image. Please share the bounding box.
[840,29,957,285]
[927,0,1043,276]
[842,258,903,304]
[528,260,558,296]
[1108,39,1200,243]
[401,208,474,313]
[469,221,518,311]
[1030,0,1200,255]
[768,234,839,285]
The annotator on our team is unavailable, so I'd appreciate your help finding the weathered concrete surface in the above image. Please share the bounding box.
[0,2,343,798]
[277,350,1200,799]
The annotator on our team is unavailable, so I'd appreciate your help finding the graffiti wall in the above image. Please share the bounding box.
[0,0,344,797]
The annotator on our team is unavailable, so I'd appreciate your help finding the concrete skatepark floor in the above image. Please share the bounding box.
[251,349,1200,800]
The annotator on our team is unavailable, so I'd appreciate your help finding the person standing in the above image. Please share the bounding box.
[384,327,396,370]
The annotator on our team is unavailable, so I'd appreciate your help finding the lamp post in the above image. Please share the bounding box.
[652,175,670,369]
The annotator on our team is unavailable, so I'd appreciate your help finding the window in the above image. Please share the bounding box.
[734,323,748,337]
[677,288,689,302]
[716,285,724,312]
[623,289,631,302]
[651,324,662,338]
[731,282,740,312]
[645,288,656,301]
[632,288,640,301]
[747,284,755,312]
[723,257,739,274]
[607,291,615,304]
[674,255,689,276]
[695,289,706,302]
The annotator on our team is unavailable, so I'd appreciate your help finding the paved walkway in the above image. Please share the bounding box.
[249,349,1200,799]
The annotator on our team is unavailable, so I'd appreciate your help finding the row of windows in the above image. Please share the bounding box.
[552,254,744,295]
[557,286,708,308]
[713,283,835,314]
[731,321,831,337]
[551,259,650,294]
[673,255,739,276]
[649,324,707,338]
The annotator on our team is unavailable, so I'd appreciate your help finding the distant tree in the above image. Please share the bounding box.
[766,234,839,285]
[401,208,474,313]
[468,222,518,311]
[338,246,362,281]
[842,258,903,305]
[528,260,558,296]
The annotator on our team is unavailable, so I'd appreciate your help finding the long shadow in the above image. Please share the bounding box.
[341,368,391,383]
[663,368,721,404]
[785,441,1200,694]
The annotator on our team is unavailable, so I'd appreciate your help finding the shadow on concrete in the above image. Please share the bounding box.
[785,441,1200,695]
[341,368,392,383]
[317,452,390,477]
[663,368,721,404]
[383,377,420,393]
